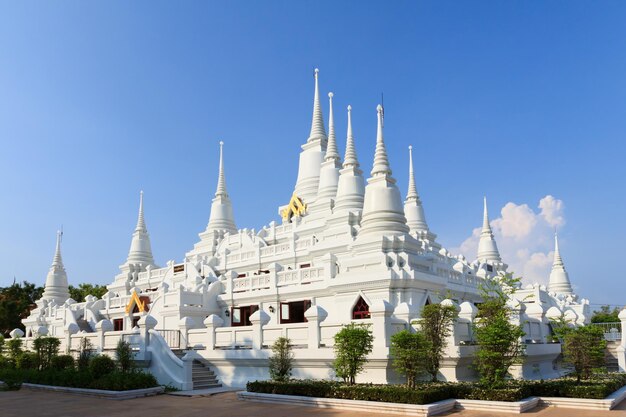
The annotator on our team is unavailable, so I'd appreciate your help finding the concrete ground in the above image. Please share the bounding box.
[3,389,626,417]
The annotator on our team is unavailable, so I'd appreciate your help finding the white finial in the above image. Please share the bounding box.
[52,230,63,268]
[135,191,146,232]
[477,196,501,262]
[215,141,227,197]
[325,92,339,161]
[406,145,418,200]
[308,68,326,142]
[343,105,358,168]
[371,104,391,177]
[482,196,491,231]
[548,229,573,294]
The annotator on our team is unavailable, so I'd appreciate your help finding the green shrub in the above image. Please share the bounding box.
[563,325,606,382]
[77,337,93,371]
[89,355,115,378]
[0,335,4,355]
[51,354,75,371]
[114,340,135,373]
[16,352,38,369]
[6,338,23,360]
[418,303,458,382]
[246,380,453,405]
[0,355,15,369]
[390,330,428,388]
[90,371,158,391]
[32,336,61,370]
[333,323,373,385]
[269,337,293,382]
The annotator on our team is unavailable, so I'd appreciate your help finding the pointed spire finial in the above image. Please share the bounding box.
[215,141,227,197]
[406,145,418,201]
[477,196,502,262]
[308,68,327,142]
[135,191,146,232]
[482,196,491,231]
[52,229,63,268]
[553,230,564,267]
[343,104,359,168]
[325,92,339,161]
[371,104,391,177]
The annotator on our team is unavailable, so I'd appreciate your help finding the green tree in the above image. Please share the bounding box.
[390,330,428,388]
[548,313,573,343]
[77,337,94,371]
[418,303,458,382]
[563,325,606,382]
[68,283,108,302]
[32,336,61,370]
[115,340,135,373]
[473,273,525,387]
[0,281,43,336]
[333,323,373,385]
[268,337,294,382]
[590,305,620,323]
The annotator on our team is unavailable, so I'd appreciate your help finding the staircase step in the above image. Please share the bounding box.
[193,383,222,389]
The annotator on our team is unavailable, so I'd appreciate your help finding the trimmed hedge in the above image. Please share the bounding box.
[0,368,158,391]
[247,374,626,404]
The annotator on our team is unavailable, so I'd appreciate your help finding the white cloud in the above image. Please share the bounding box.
[452,195,565,285]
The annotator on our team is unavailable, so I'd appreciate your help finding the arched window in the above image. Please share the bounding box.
[352,296,370,320]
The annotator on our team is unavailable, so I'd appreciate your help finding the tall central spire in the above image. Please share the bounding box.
[42,231,70,304]
[308,68,327,143]
[548,232,573,295]
[315,92,342,207]
[359,105,409,236]
[292,68,328,205]
[125,191,156,268]
[205,141,237,235]
[215,141,227,197]
[404,145,430,234]
[476,197,502,262]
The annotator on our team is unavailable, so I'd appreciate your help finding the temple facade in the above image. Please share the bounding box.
[19,69,590,388]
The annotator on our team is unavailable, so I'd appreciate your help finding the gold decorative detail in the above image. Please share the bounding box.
[281,193,307,222]
[125,291,149,314]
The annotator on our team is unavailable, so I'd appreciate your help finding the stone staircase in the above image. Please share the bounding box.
[606,341,620,372]
[172,350,221,390]
[76,318,94,333]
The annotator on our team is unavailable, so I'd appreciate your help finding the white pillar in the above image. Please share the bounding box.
[370,300,393,348]
[203,314,224,350]
[617,308,626,372]
[249,309,270,350]
[95,319,113,352]
[304,305,327,349]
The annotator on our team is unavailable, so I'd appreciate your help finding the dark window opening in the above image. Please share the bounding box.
[113,318,123,331]
[486,265,494,272]
[132,317,140,328]
[237,273,247,278]
[280,300,311,324]
[231,305,259,326]
[352,296,371,320]
[299,263,311,269]
[425,297,431,306]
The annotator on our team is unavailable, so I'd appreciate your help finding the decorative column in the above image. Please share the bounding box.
[203,314,224,350]
[617,308,626,372]
[137,314,158,361]
[95,319,113,352]
[370,300,393,348]
[64,323,79,353]
[249,309,270,350]
[180,351,199,391]
[458,301,478,344]
[304,305,327,349]
[440,299,461,346]
[178,317,195,350]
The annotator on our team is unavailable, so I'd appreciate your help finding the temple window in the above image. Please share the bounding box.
[299,263,311,269]
[352,296,370,320]
[231,305,259,327]
[280,300,311,324]
[113,318,123,331]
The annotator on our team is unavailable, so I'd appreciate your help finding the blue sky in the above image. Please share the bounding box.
[1,1,625,308]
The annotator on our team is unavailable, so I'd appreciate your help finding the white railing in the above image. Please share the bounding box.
[590,322,622,341]
[277,266,324,287]
[232,273,271,292]
[262,323,309,348]
[214,327,254,348]
[260,243,291,257]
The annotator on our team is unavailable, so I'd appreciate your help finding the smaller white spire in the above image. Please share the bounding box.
[205,141,237,235]
[343,105,359,168]
[548,231,574,295]
[42,230,70,304]
[406,146,418,201]
[371,105,392,177]
[135,191,146,232]
[334,104,365,213]
[125,191,156,268]
[404,145,430,234]
[476,197,502,262]
[325,92,340,161]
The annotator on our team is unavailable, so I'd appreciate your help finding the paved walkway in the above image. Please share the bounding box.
[3,389,626,416]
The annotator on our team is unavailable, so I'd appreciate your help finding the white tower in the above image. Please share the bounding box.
[42,231,70,304]
[123,191,156,270]
[334,105,365,213]
[314,92,342,208]
[292,68,328,204]
[403,145,431,236]
[359,105,409,236]
[476,197,502,263]
[548,232,574,295]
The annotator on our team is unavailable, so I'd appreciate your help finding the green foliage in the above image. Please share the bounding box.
[390,330,428,388]
[32,336,61,370]
[114,340,135,373]
[89,354,116,378]
[268,337,293,382]
[77,337,93,371]
[15,352,38,369]
[0,368,159,391]
[333,323,374,385]
[51,354,75,371]
[590,305,621,323]
[563,325,606,382]
[0,281,43,336]
[6,338,23,360]
[68,284,108,302]
[0,355,15,369]
[473,273,525,387]
[418,303,458,382]
[548,313,573,343]
[246,380,453,405]
[0,335,4,354]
